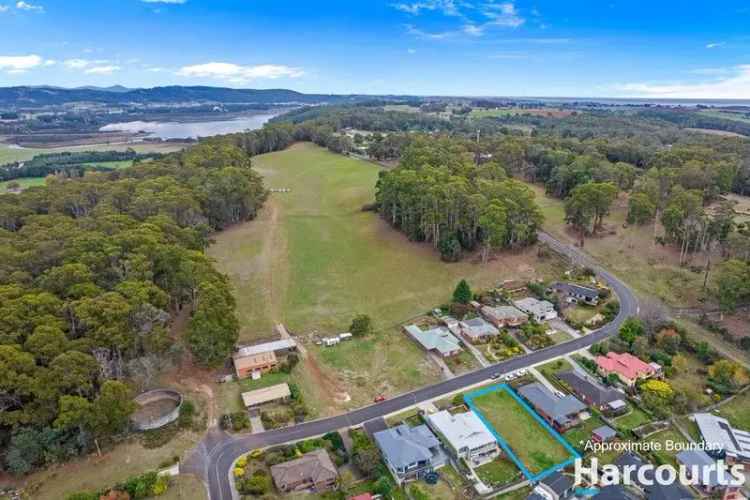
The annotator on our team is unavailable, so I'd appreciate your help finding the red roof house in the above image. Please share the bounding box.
[595,352,657,386]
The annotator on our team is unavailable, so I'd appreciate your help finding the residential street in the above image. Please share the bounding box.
[192,231,639,500]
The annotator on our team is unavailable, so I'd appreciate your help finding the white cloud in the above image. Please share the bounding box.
[176,62,304,82]
[407,48,417,54]
[15,1,43,12]
[392,0,461,16]
[85,65,121,75]
[0,5,9,12]
[63,58,108,69]
[463,24,484,36]
[43,59,56,66]
[705,42,725,49]
[0,54,43,73]
[614,65,750,99]
[142,0,186,3]
[482,2,524,27]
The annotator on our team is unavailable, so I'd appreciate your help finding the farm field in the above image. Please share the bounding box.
[469,387,573,475]
[209,143,564,413]
[698,109,750,124]
[0,141,186,164]
[469,108,573,119]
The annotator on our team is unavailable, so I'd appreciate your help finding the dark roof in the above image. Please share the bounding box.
[646,483,695,500]
[614,452,651,488]
[541,471,574,496]
[593,425,617,440]
[554,282,600,299]
[558,370,624,407]
[518,383,586,427]
[594,485,639,500]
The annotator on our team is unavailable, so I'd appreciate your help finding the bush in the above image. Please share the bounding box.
[237,470,271,496]
[230,412,250,431]
[178,400,196,428]
[66,494,100,500]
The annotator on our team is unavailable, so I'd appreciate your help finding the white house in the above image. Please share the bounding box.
[513,297,557,322]
[426,410,501,467]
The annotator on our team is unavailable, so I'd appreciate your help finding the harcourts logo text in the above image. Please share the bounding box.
[573,457,746,493]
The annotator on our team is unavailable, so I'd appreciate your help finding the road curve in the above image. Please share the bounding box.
[203,232,638,500]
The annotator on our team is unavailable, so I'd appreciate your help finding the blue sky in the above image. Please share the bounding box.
[0,0,749,98]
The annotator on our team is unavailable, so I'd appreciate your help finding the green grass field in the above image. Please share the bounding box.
[698,109,750,125]
[85,160,135,169]
[470,388,572,474]
[0,141,185,164]
[612,406,652,431]
[208,143,564,412]
[474,458,521,487]
[563,415,607,451]
[715,389,750,430]
[0,176,47,191]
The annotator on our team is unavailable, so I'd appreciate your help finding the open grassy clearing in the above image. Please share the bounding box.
[645,427,689,466]
[714,389,750,429]
[470,388,572,474]
[475,458,521,488]
[209,143,564,413]
[161,475,208,500]
[537,358,573,382]
[698,109,750,124]
[0,176,47,191]
[0,141,186,164]
[563,415,607,451]
[612,406,653,431]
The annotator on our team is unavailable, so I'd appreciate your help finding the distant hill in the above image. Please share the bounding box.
[0,85,359,107]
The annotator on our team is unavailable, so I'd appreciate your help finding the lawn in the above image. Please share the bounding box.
[714,389,750,430]
[612,406,652,431]
[645,427,689,466]
[469,387,573,475]
[209,143,564,414]
[474,458,521,487]
[536,358,573,382]
[162,475,208,500]
[85,159,134,169]
[548,330,574,345]
[563,415,607,451]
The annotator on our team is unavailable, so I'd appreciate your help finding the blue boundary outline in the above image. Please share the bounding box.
[464,383,580,482]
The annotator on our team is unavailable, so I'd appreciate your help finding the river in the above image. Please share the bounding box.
[99,113,277,140]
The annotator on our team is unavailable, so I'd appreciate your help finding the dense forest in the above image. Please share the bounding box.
[0,137,268,474]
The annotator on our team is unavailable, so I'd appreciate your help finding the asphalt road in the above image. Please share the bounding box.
[203,232,639,500]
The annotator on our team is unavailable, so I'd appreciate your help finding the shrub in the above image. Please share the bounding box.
[178,400,196,428]
[231,412,250,431]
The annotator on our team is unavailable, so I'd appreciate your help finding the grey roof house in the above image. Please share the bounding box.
[480,304,528,327]
[459,317,500,343]
[528,472,574,500]
[404,324,462,358]
[693,413,750,464]
[676,449,722,493]
[557,370,627,414]
[373,424,447,484]
[514,297,558,322]
[517,383,587,432]
[552,282,601,305]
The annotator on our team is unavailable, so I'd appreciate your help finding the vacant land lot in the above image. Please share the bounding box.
[209,143,564,412]
[470,387,572,474]
[612,406,653,431]
[715,389,750,429]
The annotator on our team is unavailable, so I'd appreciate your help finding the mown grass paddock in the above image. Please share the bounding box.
[209,143,564,412]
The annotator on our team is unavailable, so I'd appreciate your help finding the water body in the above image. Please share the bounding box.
[100,113,277,140]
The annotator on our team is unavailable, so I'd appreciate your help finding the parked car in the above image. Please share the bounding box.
[490,372,501,380]
[374,395,386,403]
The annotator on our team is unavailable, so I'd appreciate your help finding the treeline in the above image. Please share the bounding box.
[0,149,163,182]
[638,108,750,138]
[375,136,543,261]
[0,138,266,475]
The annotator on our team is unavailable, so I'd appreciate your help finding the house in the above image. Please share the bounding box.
[517,383,587,432]
[613,453,695,500]
[241,383,291,408]
[528,472,574,500]
[595,352,658,387]
[693,413,750,465]
[235,338,298,358]
[339,333,353,341]
[557,370,628,415]
[425,410,501,467]
[480,305,529,328]
[552,282,601,306]
[373,423,447,484]
[592,425,617,443]
[404,325,462,357]
[439,316,462,336]
[270,449,338,493]
[232,351,278,379]
[514,297,558,322]
[676,449,722,494]
[593,485,640,500]
[459,317,500,343]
